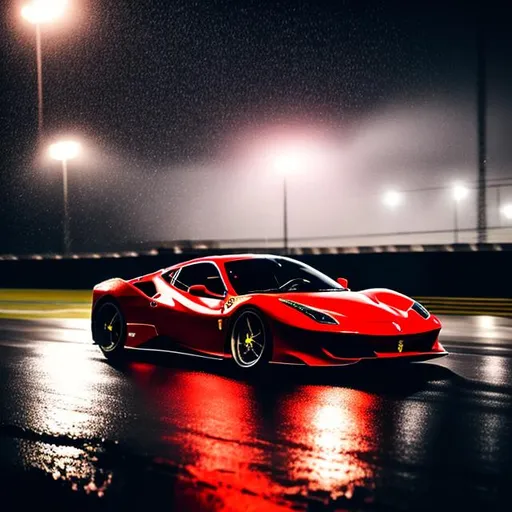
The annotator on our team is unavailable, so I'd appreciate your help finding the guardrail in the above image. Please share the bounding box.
[415,297,512,317]
[151,225,512,248]
[0,242,510,261]
[1,246,509,300]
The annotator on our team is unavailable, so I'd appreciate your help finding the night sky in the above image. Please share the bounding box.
[1,0,511,254]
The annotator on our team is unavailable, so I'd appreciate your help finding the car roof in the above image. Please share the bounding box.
[166,254,285,271]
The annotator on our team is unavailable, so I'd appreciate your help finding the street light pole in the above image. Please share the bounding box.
[283,173,288,254]
[35,22,43,142]
[49,140,80,255]
[22,0,69,145]
[61,158,70,254]
[454,200,459,243]
[497,185,502,227]
[452,184,469,244]
[476,2,487,243]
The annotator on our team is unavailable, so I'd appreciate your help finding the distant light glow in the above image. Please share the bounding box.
[452,183,469,202]
[382,190,403,208]
[273,151,302,175]
[271,141,324,176]
[49,140,80,161]
[501,203,512,220]
[477,316,495,331]
[21,0,68,25]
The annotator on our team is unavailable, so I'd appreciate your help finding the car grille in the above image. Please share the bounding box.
[322,330,440,358]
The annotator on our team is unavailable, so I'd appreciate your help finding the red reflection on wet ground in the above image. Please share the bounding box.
[129,363,284,505]
[277,386,379,500]
[128,362,380,509]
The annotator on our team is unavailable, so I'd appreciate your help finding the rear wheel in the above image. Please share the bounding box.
[229,308,272,370]
[92,300,126,361]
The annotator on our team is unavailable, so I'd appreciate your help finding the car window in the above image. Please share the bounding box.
[173,263,226,296]
[161,269,176,284]
[225,257,343,295]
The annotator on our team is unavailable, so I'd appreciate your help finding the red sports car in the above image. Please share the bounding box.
[91,254,447,369]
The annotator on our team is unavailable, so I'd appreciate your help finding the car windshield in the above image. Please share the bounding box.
[224,257,345,295]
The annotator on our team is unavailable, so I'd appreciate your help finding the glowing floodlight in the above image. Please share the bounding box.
[21,0,68,25]
[49,140,80,161]
[452,183,469,202]
[382,190,403,208]
[501,203,512,220]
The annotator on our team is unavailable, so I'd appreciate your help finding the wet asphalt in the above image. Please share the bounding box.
[0,317,511,511]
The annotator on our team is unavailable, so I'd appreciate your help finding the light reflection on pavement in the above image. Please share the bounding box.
[0,316,512,511]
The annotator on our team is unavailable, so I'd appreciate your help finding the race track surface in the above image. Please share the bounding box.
[0,316,511,511]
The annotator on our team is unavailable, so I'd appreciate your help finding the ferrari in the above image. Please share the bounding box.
[91,254,447,369]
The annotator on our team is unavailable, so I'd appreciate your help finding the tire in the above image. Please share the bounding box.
[228,307,272,370]
[92,300,126,361]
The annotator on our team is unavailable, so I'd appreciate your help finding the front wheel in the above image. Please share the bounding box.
[229,308,272,370]
[92,300,126,361]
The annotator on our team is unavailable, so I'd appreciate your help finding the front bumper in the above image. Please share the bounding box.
[271,322,448,366]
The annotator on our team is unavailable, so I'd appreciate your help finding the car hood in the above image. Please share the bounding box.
[265,289,441,336]
[280,291,412,319]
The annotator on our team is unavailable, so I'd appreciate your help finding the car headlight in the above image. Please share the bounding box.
[411,301,430,319]
[280,299,338,325]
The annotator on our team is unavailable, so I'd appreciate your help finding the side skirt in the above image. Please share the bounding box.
[124,347,311,365]
[125,346,224,361]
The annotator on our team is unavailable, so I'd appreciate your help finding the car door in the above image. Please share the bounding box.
[168,262,228,355]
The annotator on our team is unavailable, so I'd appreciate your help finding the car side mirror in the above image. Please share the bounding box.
[188,284,225,299]
[337,277,348,288]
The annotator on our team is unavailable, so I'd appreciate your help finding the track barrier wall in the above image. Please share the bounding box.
[0,248,510,316]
